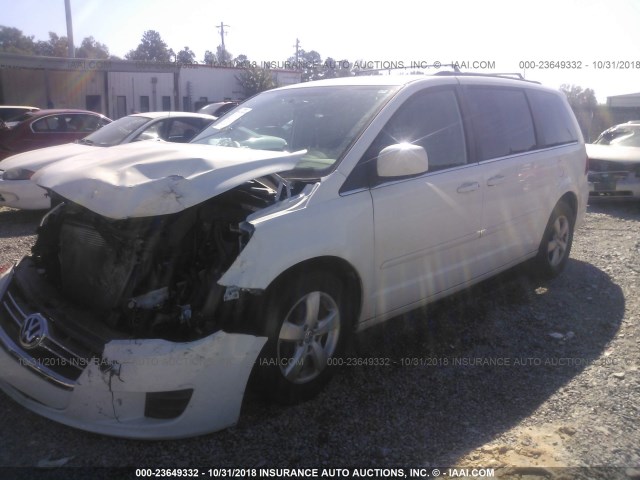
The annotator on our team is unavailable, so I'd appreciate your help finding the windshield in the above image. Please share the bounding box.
[190,85,398,174]
[0,108,36,122]
[8,111,37,124]
[80,115,151,146]
[595,126,640,147]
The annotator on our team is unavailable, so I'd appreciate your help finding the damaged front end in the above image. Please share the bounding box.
[588,158,640,198]
[33,180,277,339]
[587,143,640,199]
[0,173,307,438]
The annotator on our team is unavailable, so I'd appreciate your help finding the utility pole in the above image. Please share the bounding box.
[217,22,230,48]
[294,38,300,64]
[64,0,75,58]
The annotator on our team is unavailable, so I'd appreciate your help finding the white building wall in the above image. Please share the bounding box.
[48,70,106,111]
[178,67,244,111]
[272,70,302,87]
[107,72,174,119]
[0,68,106,112]
[0,68,47,107]
[607,93,640,108]
[0,54,301,119]
[178,66,302,111]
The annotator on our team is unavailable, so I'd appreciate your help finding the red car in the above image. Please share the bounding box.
[0,109,111,160]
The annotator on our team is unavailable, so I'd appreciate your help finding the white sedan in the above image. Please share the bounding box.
[0,112,215,210]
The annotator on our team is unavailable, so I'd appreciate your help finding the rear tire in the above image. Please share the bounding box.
[254,271,348,404]
[532,201,575,279]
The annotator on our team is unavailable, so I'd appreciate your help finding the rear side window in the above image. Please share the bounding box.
[527,90,579,147]
[67,114,100,132]
[465,87,536,161]
[32,115,66,132]
[32,114,102,133]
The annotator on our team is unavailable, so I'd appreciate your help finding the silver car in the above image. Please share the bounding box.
[587,122,640,199]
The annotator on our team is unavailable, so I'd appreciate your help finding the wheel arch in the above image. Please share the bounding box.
[557,190,578,222]
[266,255,363,329]
[532,191,578,280]
[249,256,364,402]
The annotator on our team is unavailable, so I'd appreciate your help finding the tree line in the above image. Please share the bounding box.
[1,26,601,102]
[0,26,361,96]
[0,26,350,76]
[0,26,112,59]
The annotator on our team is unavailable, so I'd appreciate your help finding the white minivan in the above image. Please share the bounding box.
[0,73,588,438]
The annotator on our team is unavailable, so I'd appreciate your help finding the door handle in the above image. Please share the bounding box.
[487,174,506,186]
[456,181,480,193]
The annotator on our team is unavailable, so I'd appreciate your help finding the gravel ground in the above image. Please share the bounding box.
[0,202,639,479]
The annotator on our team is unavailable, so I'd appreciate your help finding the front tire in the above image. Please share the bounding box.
[533,201,575,279]
[255,271,348,404]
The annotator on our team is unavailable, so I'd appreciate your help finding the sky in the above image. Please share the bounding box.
[2,0,640,102]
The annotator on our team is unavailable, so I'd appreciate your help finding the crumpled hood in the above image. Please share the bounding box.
[0,143,95,171]
[586,144,640,163]
[34,141,303,219]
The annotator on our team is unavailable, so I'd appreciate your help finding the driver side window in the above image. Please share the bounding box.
[350,88,468,189]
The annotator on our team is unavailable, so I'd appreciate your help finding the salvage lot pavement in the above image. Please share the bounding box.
[0,203,639,478]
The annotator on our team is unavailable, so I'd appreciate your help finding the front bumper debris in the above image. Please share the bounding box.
[0,264,266,439]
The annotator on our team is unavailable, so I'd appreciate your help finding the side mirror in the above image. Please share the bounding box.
[376,143,429,178]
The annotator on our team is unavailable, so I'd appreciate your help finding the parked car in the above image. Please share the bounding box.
[587,122,640,199]
[0,73,588,439]
[0,112,216,210]
[0,109,111,161]
[0,105,40,128]
[197,101,239,118]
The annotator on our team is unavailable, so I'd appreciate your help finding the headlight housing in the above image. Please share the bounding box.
[2,167,35,180]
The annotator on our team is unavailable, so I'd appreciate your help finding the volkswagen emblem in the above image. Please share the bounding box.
[19,313,49,349]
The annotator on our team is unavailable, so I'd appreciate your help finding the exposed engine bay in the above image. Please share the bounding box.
[30,175,304,341]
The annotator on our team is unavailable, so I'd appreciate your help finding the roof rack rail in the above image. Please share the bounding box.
[354,63,461,75]
[434,71,540,84]
[353,67,540,84]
